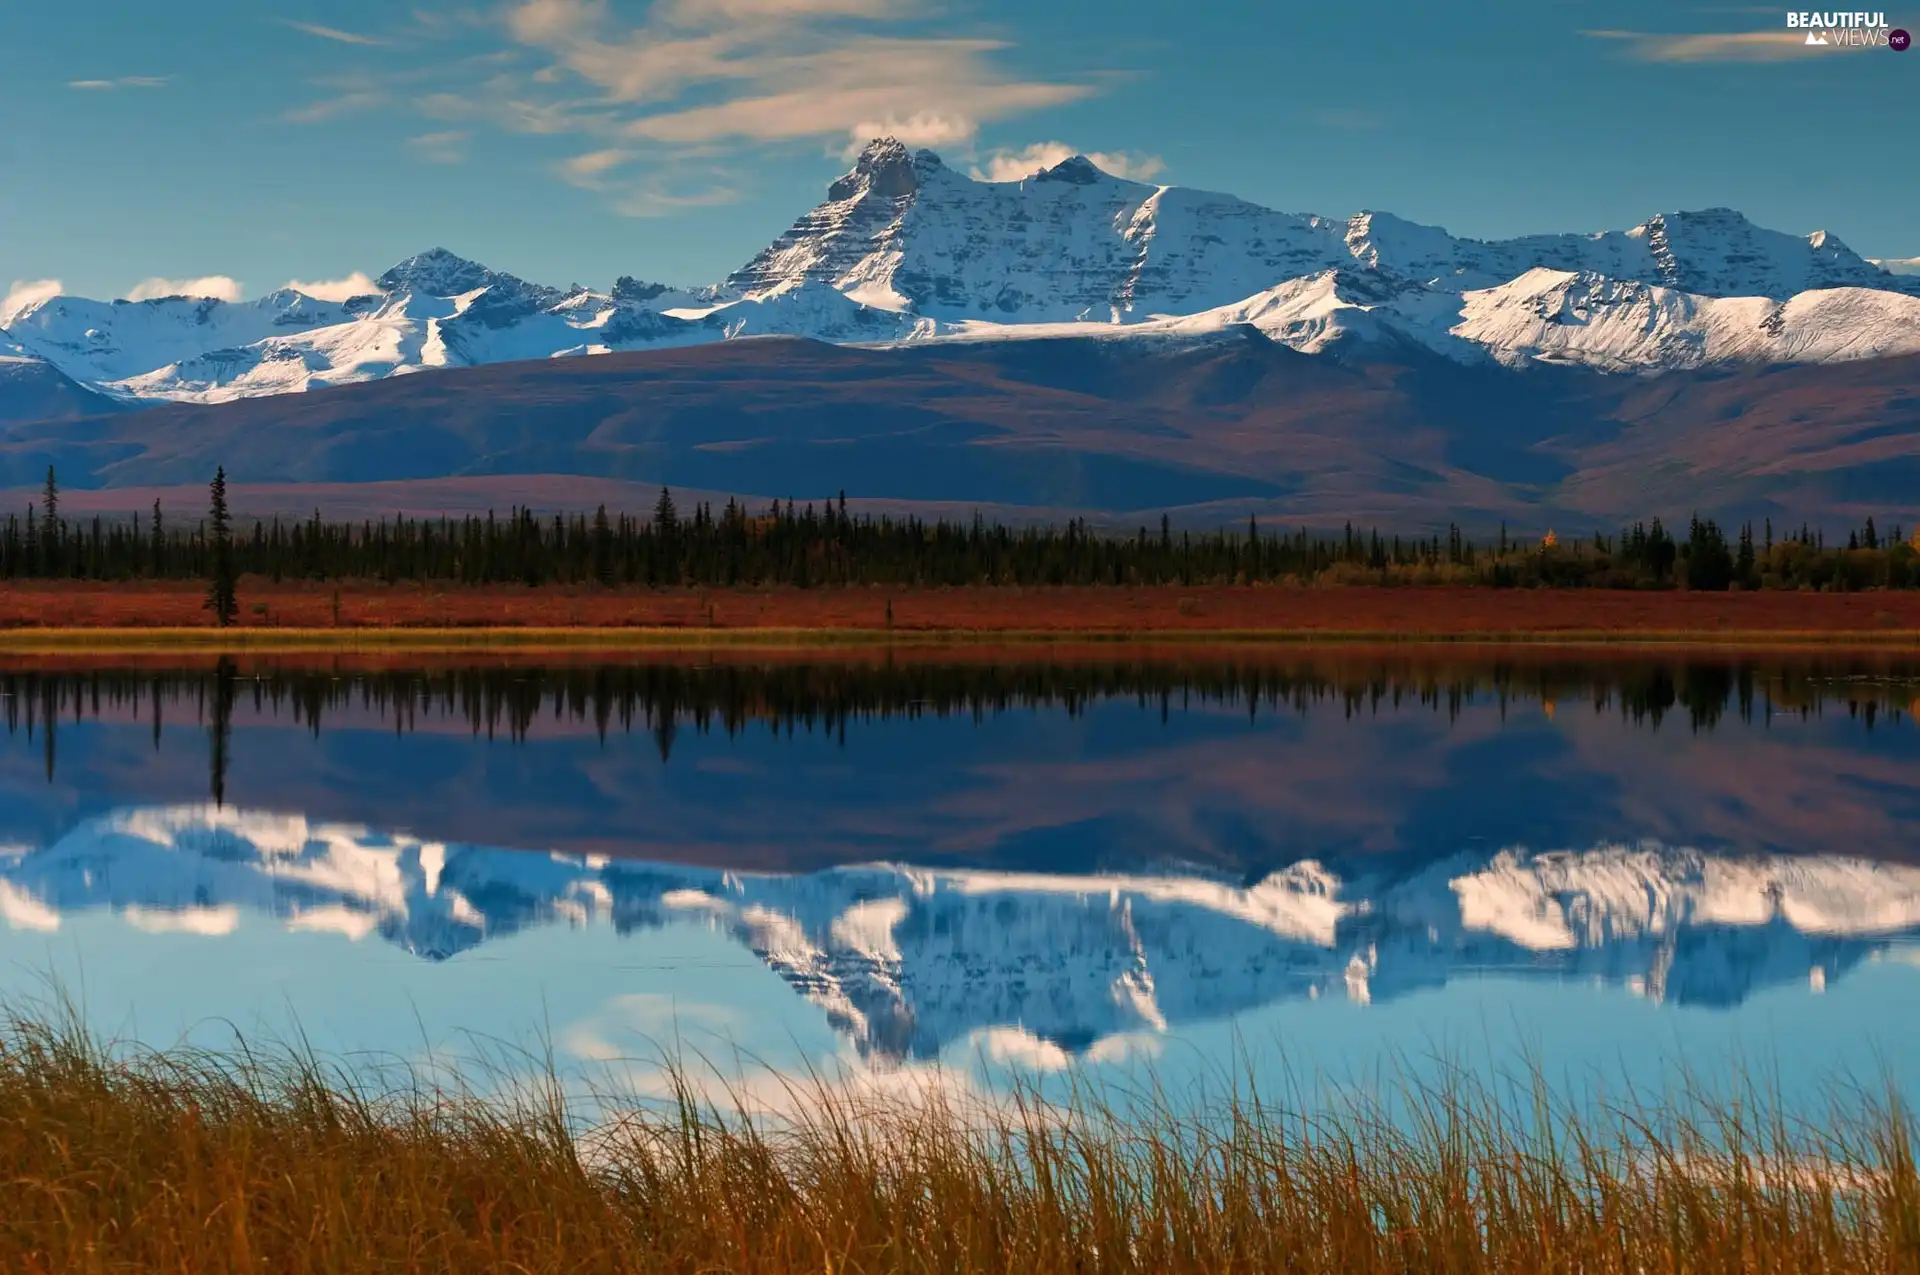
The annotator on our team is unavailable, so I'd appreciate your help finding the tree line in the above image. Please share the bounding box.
[4,469,1919,596]
[4,657,1898,798]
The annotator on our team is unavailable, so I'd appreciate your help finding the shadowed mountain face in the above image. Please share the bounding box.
[3,336,1915,527]
[0,356,124,427]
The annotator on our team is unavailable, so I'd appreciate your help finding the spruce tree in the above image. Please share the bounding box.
[40,466,58,576]
[591,504,614,587]
[205,467,238,627]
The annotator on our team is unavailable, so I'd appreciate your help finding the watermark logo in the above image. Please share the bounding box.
[1785,10,1900,47]
[1891,26,1913,48]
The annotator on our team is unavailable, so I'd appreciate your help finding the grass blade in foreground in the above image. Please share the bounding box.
[1,1009,1916,1273]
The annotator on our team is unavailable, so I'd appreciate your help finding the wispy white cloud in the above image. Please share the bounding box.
[280,271,379,300]
[967,140,1165,183]
[416,85,613,137]
[407,130,470,163]
[123,276,245,303]
[1,279,64,323]
[1872,258,1920,277]
[839,110,976,157]
[501,0,1092,153]
[558,147,635,187]
[659,0,905,22]
[1579,27,1876,61]
[284,19,387,46]
[506,0,605,44]
[283,90,387,124]
[287,0,1103,216]
[614,184,741,217]
[556,145,741,213]
[68,76,169,90]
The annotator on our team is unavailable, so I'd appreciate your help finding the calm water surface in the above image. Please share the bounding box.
[4,650,1920,1114]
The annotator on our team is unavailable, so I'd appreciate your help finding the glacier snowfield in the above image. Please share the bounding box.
[4,654,1920,1117]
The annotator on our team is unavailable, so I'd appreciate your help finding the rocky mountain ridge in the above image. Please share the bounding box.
[4,138,1917,413]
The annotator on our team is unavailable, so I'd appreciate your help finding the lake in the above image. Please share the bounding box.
[4,648,1919,1118]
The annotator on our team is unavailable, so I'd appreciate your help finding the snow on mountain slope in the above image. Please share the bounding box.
[1373,208,1913,299]
[729,140,1358,323]
[109,269,715,405]
[927,264,1920,372]
[3,289,371,387]
[926,270,1469,357]
[693,280,932,342]
[5,807,1918,1062]
[734,141,1920,316]
[1452,269,1920,372]
[7,140,1916,408]
[614,275,739,312]
[91,269,923,403]
[1158,269,1469,355]
[377,247,555,303]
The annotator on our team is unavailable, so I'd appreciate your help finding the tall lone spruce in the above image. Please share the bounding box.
[40,466,58,575]
[205,467,238,627]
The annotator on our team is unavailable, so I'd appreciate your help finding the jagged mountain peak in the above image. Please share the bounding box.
[1645,206,1749,226]
[1033,155,1107,186]
[611,276,672,303]
[6,151,1917,410]
[827,136,924,202]
[376,247,507,298]
[1806,227,1854,253]
[1609,207,1897,297]
[854,135,909,164]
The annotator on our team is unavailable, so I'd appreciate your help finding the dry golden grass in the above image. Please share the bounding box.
[8,579,1920,646]
[4,1008,1920,1273]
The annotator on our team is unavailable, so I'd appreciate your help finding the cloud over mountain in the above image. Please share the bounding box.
[122,276,244,303]
[969,142,1166,183]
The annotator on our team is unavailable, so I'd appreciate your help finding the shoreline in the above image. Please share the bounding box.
[4,625,1920,654]
[6,582,1920,651]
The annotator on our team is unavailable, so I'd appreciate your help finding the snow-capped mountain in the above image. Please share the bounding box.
[0,290,381,386]
[737,141,1913,315]
[6,806,1917,1064]
[4,137,1917,410]
[1450,270,1920,371]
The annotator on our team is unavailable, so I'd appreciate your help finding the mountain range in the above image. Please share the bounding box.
[7,139,1919,410]
[5,806,1917,1063]
[4,138,1918,523]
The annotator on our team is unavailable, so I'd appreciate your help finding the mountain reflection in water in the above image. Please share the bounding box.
[6,805,1920,1064]
[3,651,1920,1095]
[4,652,1920,872]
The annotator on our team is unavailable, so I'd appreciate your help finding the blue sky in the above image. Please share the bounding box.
[3,0,1915,305]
